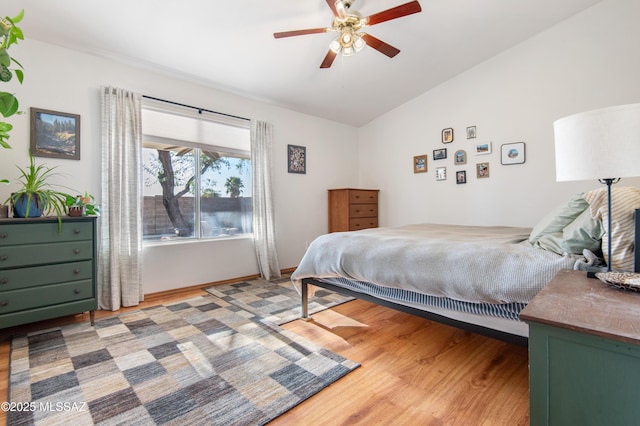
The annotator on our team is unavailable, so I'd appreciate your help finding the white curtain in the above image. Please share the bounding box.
[251,120,281,280]
[99,86,144,310]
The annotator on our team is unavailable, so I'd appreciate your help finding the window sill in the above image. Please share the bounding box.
[143,233,253,248]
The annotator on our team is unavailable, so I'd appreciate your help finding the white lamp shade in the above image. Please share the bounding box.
[554,103,640,182]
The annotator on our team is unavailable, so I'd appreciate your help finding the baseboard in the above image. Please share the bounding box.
[144,267,297,303]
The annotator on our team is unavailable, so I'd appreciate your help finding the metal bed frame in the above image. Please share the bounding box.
[300,277,528,347]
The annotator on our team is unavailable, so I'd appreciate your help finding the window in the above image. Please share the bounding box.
[141,106,251,242]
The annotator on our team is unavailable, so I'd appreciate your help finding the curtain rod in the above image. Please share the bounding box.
[142,95,250,122]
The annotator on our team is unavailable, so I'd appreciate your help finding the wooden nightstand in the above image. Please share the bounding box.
[520,269,640,426]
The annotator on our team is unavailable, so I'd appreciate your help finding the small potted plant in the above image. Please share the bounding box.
[5,154,71,219]
[65,192,100,217]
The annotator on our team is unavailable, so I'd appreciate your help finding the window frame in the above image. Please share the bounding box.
[141,104,252,245]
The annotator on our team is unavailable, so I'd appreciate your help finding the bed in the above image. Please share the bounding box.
[291,187,640,347]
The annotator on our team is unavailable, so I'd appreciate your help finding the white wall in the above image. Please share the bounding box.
[0,39,359,294]
[358,0,640,228]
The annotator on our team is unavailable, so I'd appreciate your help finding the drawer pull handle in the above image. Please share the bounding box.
[73,268,81,274]
[74,228,81,234]
[74,249,81,254]
[74,289,81,294]
[0,278,7,285]
[0,233,7,239]
[0,255,7,261]
[0,300,7,307]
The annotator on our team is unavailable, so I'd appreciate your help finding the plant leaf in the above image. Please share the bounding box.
[10,10,24,25]
[0,92,17,117]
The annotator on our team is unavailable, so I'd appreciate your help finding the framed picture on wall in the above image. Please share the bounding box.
[30,108,81,160]
[454,150,467,165]
[475,142,492,155]
[501,142,526,165]
[476,162,490,178]
[456,170,467,184]
[433,148,447,160]
[413,155,428,173]
[287,144,306,174]
[441,128,454,143]
[436,167,447,181]
[466,126,476,139]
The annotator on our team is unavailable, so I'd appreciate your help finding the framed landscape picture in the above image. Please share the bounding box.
[433,148,447,160]
[30,108,81,160]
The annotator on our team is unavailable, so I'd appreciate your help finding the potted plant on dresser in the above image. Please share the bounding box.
[5,154,71,219]
[65,192,100,217]
[0,10,25,218]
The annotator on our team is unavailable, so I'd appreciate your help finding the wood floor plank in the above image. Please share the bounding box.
[0,289,529,426]
[274,299,530,425]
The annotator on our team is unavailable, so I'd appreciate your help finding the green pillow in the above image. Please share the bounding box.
[529,193,589,244]
[535,208,603,255]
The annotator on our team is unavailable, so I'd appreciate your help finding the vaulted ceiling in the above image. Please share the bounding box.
[18,0,602,126]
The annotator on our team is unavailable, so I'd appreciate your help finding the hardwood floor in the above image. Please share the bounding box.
[0,287,530,426]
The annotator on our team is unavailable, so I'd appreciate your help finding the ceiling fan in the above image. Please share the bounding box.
[274,0,422,69]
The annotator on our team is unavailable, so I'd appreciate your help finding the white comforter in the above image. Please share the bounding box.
[292,224,582,305]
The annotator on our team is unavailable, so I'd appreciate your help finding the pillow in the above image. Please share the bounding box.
[535,208,603,256]
[529,193,589,244]
[584,186,640,271]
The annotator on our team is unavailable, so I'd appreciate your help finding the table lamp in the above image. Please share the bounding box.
[554,103,640,272]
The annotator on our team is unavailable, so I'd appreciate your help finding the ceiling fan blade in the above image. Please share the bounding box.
[320,50,338,68]
[274,28,329,38]
[326,0,347,18]
[364,1,422,26]
[361,33,400,58]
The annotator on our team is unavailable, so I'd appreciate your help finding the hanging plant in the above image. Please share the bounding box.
[0,9,24,159]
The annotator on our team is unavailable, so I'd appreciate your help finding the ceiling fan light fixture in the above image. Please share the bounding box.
[342,46,354,56]
[329,38,342,53]
[353,34,365,52]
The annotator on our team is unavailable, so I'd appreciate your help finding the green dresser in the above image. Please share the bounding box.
[0,217,97,329]
[520,269,640,426]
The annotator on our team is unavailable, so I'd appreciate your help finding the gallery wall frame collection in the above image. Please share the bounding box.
[413,125,526,182]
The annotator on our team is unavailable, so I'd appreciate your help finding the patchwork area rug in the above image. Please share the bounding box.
[8,294,359,425]
[205,275,354,325]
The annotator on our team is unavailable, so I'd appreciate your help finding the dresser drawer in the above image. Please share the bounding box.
[0,221,93,246]
[0,280,94,314]
[0,261,93,291]
[349,204,378,218]
[349,217,378,230]
[349,190,378,204]
[0,241,93,269]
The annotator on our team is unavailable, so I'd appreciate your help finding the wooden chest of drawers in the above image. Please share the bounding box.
[0,217,97,329]
[328,188,379,233]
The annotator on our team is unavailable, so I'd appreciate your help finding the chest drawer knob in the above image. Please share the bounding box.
[0,278,7,285]
[74,289,81,294]
[73,268,81,274]
[0,233,7,239]
[0,255,7,261]
[74,228,81,234]
[0,300,7,307]
[73,249,81,254]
